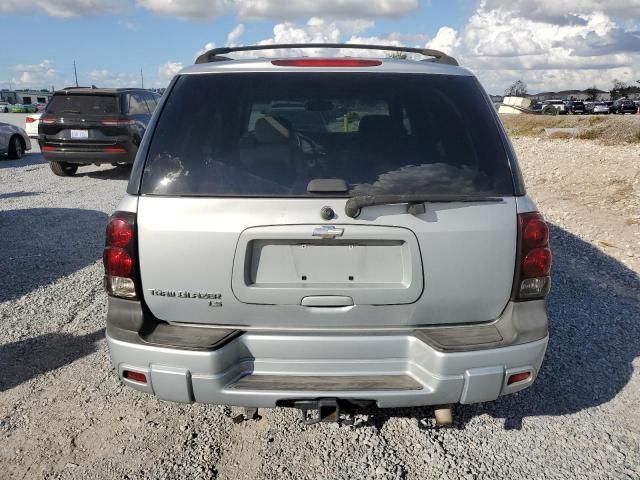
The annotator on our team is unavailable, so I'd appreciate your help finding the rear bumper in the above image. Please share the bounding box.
[105,298,549,408]
[39,140,136,164]
[106,331,548,408]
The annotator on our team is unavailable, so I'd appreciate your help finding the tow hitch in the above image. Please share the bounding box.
[294,398,354,426]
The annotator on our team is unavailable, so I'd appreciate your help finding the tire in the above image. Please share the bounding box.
[542,106,557,116]
[49,161,78,177]
[7,135,24,159]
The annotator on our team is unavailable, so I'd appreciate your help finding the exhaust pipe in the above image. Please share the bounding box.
[433,404,453,427]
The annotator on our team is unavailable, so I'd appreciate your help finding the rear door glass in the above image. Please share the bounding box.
[127,93,150,115]
[141,73,514,197]
[47,94,120,115]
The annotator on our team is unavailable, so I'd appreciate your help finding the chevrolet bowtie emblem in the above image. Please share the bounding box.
[312,225,344,239]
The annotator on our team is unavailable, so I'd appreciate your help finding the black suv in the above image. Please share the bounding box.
[566,101,585,114]
[39,87,160,176]
[610,99,638,115]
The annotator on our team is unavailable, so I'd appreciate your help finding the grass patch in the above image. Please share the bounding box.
[548,131,573,139]
[588,116,606,125]
[578,128,603,140]
[632,130,640,143]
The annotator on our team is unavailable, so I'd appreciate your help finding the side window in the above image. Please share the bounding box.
[144,93,158,112]
[127,93,149,115]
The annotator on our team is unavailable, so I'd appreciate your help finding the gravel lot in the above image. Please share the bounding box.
[1,113,639,479]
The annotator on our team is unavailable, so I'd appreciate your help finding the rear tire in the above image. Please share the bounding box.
[49,161,78,177]
[7,136,24,159]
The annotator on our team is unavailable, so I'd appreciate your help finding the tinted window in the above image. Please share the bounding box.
[144,93,158,112]
[47,94,119,114]
[127,93,149,115]
[141,73,514,197]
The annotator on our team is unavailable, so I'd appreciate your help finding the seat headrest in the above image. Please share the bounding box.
[358,115,403,139]
[254,116,291,144]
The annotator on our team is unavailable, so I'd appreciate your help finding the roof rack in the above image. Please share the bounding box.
[194,43,458,66]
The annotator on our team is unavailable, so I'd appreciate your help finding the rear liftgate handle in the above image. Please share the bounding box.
[300,296,354,307]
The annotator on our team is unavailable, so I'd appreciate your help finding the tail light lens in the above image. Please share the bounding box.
[101,119,133,126]
[40,117,57,124]
[514,213,552,300]
[26,116,36,123]
[103,212,138,299]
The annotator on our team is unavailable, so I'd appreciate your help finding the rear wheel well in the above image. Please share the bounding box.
[15,135,27,150]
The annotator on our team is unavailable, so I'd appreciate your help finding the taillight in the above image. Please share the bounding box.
[103,212,138,299]
[26,116,36,123]
[101,119,132,126]
[514,212,552,300]
[271,59,382,67]
[40,117,57,124]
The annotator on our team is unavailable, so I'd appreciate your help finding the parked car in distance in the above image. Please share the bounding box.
[39,87,161,177]
[543,99,567,114]
[566,101,585,114]
[610,99,638,115]
[104,44,552,426]
[530,102,543,112]
[584,102,594,114]
[0,122,31,159]
[592,102,610,114]
[25,112,43,138]
[0,102,10,113]
[11,103,37,113]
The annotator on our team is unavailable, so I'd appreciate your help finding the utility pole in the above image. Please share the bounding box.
[73,60,79,87]
[140,68,144,89]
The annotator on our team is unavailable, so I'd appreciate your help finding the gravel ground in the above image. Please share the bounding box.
[1,113,639,479]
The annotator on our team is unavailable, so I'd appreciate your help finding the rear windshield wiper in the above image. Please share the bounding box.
[345,194,503,218]
[59,110,81,114]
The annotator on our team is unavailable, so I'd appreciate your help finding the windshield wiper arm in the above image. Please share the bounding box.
[60,110,81,113]
[345,194,502,218]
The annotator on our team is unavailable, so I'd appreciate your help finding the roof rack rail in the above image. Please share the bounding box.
[194,43,458,66]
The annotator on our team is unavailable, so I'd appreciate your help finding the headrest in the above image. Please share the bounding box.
[254,116,291,144]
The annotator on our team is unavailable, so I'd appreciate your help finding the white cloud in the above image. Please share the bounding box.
[235,0,417,20]
[227,23,245,46]
[11,60,57,89]
[135,0,416,21]
[482,0,640,23]
[0,0,126,17]
[426,27,460,53]
[449,7,640,92]
[86,69,140,87]
[207,18,417,59]
[156,61,183,86]
[135,0,230,21]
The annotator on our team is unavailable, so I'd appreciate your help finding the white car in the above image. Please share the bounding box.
[543,99,567,114]
[25,112,42,138]
[0,102,10,113]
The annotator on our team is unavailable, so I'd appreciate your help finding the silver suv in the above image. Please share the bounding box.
[104,44,551,425]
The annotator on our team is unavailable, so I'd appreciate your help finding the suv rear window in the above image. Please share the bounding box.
[141,73,514,197]
[47,94,120,115]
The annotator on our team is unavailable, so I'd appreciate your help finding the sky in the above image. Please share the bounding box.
[1,0,639,94]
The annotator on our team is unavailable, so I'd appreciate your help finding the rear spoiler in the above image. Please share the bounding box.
[195,43,459,66]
